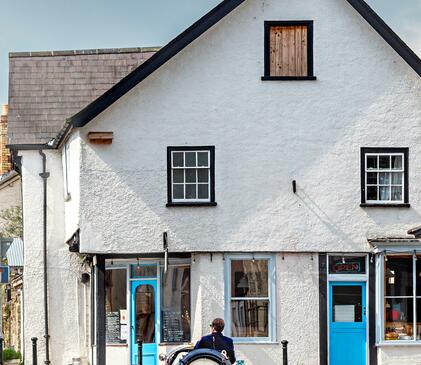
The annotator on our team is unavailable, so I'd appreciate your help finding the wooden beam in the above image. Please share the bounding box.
[88,132,114,144]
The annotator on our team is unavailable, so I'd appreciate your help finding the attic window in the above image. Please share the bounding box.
[262,21,316,81]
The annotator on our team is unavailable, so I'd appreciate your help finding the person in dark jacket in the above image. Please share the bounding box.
[194,318,236,364]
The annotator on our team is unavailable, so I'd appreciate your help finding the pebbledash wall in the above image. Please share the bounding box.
[17,0,420,364]
[20,149,90,364]
[77,0,420,254]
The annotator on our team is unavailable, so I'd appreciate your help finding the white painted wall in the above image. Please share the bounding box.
[20,150,86,364]
[75,0,420,255]
[63,130,81,241]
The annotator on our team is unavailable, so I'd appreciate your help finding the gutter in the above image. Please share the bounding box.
[38,150,51,365]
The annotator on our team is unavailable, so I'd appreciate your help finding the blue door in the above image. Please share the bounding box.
[329,282,366,365]
[131,280,158,365]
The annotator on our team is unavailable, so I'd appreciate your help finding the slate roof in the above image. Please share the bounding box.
[8,47,159,144]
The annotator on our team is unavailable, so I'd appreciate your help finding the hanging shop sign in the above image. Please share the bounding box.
[0,266,9,284]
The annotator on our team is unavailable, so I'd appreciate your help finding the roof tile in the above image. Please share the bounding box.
[8,48,158,144]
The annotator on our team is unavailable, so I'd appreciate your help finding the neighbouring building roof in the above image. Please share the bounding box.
[8,47,160,145]
[6,237,23,267]
[0,170,19,188]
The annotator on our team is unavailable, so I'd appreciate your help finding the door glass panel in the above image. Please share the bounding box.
[131,265,157,279]
[332,286,363,322]
[136,285,155,343]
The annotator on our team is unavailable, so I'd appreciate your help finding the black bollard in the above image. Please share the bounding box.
[0,337,3,365]
[137,338,143,365]
[281,340,288,365]
[31,337,38,365]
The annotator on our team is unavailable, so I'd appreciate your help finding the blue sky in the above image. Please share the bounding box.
[1,0,420,105]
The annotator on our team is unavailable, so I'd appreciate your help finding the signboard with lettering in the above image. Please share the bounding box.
[328,256,366,275]
[162,310,186,343]
[106,312,123,343]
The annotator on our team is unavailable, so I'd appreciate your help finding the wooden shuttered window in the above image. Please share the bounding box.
[270,26,308,76]
[263,21,314,79]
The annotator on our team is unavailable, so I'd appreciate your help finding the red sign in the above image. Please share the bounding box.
[332,262,361,273]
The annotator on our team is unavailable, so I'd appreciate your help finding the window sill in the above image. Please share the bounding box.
[233,340,278,345]
[106,343,128,347]
[166,202,217,207]
[261,76,317,81]
[360,203,410,208]
[377,341,421,347]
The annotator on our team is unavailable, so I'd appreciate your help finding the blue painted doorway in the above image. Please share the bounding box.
[131,279,158,365]
[329,282,367,365]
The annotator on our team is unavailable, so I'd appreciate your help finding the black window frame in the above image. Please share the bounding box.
[262,20,316,81]
[360,147,409,207]
[167,146,216,207]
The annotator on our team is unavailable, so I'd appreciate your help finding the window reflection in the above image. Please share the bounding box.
[384,256,414,341]
[135,285,155,343]
[105,269,127,344]
[161,266,191,343]
[230,259,270,338]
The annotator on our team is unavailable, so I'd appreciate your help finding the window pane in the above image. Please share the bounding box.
[198,184,209,199]
[367,186,377,200]
[185,184,196,199]
[173,169,184,183]
[417,299,421,341]
[135,285,155,343]
[231,260,268,297]
[197,152,209,167]
[385,256,413,297]
[105,269,127,343]
[173,184,184,199]
[391,187,402,201]
[379,173,390,185]
[231,300,269,337]
[391,172,403,185]
[185,169,196,183]
[197,169,209,183]
[392,156,403,170]
[367,155,377,169]
[416,258,421,296]
[161,265,191,343]
[379,155,391,169]
[173,152,184,167]
[379,186,390,200]
[385,298,413,340]
[185,152,196,167]
[367,172,377,185]
[332,285,363,322]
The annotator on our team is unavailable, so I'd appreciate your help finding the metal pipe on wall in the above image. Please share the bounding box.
[38,150,50,365]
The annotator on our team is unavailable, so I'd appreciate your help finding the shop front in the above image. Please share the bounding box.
[371,239,421,364]
[103,257,191,365]
[320,254,376,365]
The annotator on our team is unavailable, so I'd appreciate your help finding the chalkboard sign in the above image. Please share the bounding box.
[106,312,122,343]
[162,310,185,342]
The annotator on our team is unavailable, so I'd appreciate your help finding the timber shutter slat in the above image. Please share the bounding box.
[269,25,308,77]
